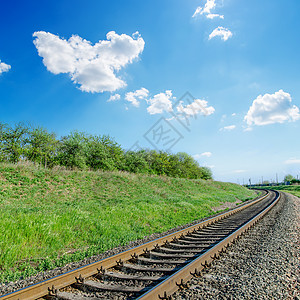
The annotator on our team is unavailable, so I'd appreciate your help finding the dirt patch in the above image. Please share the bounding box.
[212,199,242,212]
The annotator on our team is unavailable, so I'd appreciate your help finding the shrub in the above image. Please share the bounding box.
[0,122,29,163]
[25,127,58,168]
[123,151,150,174]
[85,135,124,171]
[57,131,89,170]
[0,122,213,180]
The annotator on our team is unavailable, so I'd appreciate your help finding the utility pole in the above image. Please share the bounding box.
[276,173,278,185]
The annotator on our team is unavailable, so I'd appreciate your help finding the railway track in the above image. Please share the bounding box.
[1,189,280,300]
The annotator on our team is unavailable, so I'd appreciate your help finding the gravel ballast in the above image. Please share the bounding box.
[174,191,299,300]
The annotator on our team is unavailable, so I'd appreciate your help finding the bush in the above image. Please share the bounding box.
[123,151,150,174]
[85,135,124,171]
[25,127,58,168]
[0,122,29,163]
[0,122,213,180]
[291,178,300,184]
[57,131,89,170]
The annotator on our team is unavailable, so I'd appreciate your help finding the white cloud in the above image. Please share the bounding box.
[125,87,149,107]
[201,151,212,157]
[220,125,236,131]
[193,0,224,19]
[108,94,121,102]
[123,89,216,117]
[193,152,212,160]
[147,90,174,115]
[0,60,11,74]
[33,31,145,93]
[284,158,300,164]
[207,13,224,19]
[193,6,203,18]
[176,99,215,117]
[209,27,232,41]
[202,0,217,14]
[231,113,236,116]
[244,90,300,126]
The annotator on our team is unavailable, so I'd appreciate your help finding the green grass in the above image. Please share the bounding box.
[265,185,300,198]
[0,163,256,282]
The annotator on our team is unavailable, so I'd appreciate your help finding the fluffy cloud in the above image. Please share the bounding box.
[193,6,203,18]
[193,152,212,160]
[244,90,300,126]
[220,125,236,131]
[207,13,224,19]
[146,91,215,117]
[147,90,174,115]
[0,60,11,74]
[108,94,121,102]
[33,31,145,93]
[201,151,212,157]
[193,0,224,19]
[284,158,300,164]
[176,99,215,117]
[125,87,149,107]
[209,27,232,41]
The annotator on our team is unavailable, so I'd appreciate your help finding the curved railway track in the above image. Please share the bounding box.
[1,189,280,300]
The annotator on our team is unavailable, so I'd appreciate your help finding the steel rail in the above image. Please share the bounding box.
[137,190,280,300]
[0,190,271,300]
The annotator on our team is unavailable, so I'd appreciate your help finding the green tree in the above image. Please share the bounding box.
[123,151,150,173]
[25,127,58,167]
[85,135,121,171]
[0,122,7,162]
[99,135,125,170]
[284,174,294,182]
[0,121,214,180]
[291,178,300,184]
[166,153,182,178]
[199,167,213,180]
[0,122,29,163]
[57,131,89,169]
[146,151,171,176]
[176,152,200,179]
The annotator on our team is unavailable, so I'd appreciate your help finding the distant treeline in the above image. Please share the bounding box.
[0,122,212,180]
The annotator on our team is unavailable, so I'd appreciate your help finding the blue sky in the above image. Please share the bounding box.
[0,0,300,183]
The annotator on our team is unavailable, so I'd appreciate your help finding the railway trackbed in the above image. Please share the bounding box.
[1,190,280,300]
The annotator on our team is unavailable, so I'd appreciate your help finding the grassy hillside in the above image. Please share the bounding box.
[0,163,256,282]
[268,185,300,198]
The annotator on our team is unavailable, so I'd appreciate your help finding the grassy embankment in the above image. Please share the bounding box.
[267,185,300,198]
[0,163,256,282]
